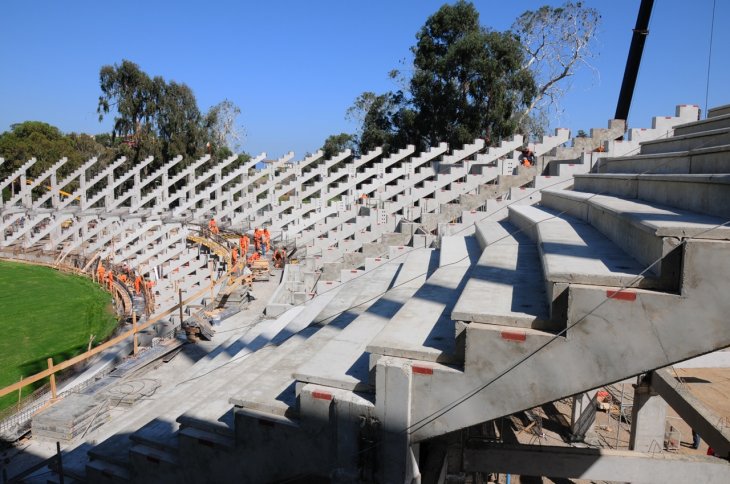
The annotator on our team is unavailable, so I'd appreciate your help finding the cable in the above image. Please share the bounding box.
[705,0,717,118]
[174,123,702,389]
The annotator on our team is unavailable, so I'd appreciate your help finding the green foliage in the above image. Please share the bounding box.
[347,1,536,154]
[0,122,105,183]
[0,261,117,411]
[321,132,356,159]
[409,1,535,148]
[97,59,244,167]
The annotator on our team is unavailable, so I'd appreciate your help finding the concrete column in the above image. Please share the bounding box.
[375,357,413,483]
[105,173,114,209]
[570,390,597,442]
[629,377,668,452]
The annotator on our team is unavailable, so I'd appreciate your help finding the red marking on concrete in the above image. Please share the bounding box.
[544,176,552,178]
[412,365,433,375]
[520,187,526,190]
[398,246,404,249]
[351,270,358,273]
[313,390,333,401]
[375,258,382,261]
[326,281,333,285]
[501,331,526,342]
[607,290,636,301]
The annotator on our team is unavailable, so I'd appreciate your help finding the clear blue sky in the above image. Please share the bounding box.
[1,0,727,160]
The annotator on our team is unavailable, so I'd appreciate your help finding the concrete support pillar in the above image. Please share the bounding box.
[132,172,141,207]
[375,357,413,483]
[629,377,668,452]
[570,390,598,442]
[50,172,59,208]
[105,173,114,209]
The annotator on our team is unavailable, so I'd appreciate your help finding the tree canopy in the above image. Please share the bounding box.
[340,1,599,154]
[97,59,243,165]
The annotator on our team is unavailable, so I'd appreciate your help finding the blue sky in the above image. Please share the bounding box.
[1,1,727,160]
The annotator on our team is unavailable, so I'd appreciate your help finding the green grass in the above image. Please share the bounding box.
[0,261,118,411]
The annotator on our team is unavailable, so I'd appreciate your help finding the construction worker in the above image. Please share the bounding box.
[231,246,239,268]
[273,247,285,269]
[263,227,271,256]
[107,270,114,291]
[134,275,143,294]
[118,273,128,284]
[97,263,105,283]
[253,227,262,252]
[209,218,219,235]
[240,233,250,255]
[247,251,261,265]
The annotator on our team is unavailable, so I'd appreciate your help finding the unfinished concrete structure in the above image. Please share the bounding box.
[2,102,730,482]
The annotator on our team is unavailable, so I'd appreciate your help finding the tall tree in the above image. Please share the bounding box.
[409,1,536,148]
[512,2,600,132]
[206,99,244,157]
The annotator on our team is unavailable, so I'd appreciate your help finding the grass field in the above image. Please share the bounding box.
[0,260,118,411]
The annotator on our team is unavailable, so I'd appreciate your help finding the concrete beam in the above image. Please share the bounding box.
[463,443,730,483]
[650,368,730,458]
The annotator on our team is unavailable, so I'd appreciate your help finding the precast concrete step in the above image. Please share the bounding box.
[451,221,552,330]
[367,237,481,364]
[294,248,436,392]
[129,443,179,480]
[86,459,131,483]
[228,262,402,416]
[639,126,730,155]
[176,425,238,482]
[539,188,730,279]
[673,113,730,137]
[573,173,730,219]
[708,103,730,118]
[508,204,665,290]
[533,175,573,190]
[129,418,180,454]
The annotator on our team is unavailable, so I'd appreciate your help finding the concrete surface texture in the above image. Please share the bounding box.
[2,103,730,483]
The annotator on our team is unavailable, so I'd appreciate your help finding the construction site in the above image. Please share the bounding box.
[0,95,728,482]
[1,2,730,483]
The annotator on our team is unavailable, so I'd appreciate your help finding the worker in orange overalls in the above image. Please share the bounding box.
[209,218,219,235]
[273,247,285,268]
[262,228,271,256]
[118,273,128,284]
[134,275,142,294]
[253,228,262,252]
[240,234,250,255]
[231,246,239,269]
[97,264,105,283]
[107,270,114,291]
[247,251,260,265]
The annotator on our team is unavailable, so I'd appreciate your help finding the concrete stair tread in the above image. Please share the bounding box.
[178,426,235,449]
[178,408,235,437]
[674,113,730,135]
[228,262,402,414]
[367,237,481,363]
[293,248,436,392]
[86,459,131,481]
[541,189,730,240]
[129,419,180,453]
[451,222,551,328]
[129,443,179,466]
[508,205,662,288]
[575,173,730,184]
[87,433,134,468]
